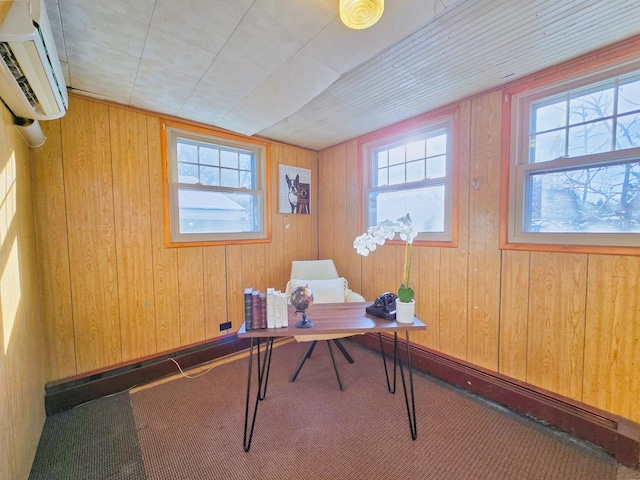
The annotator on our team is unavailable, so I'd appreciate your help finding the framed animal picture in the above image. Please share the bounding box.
[278,165,311,214]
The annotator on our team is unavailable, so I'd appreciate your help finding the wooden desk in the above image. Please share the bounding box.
[238,302,427,452]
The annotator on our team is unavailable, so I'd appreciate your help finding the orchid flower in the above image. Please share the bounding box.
[353,213,417,302]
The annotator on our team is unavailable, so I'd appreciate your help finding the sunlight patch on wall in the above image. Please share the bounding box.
[1,148,19,354]
[1,237,20,354]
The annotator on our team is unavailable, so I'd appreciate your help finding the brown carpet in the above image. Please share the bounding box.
[130,341,618,480]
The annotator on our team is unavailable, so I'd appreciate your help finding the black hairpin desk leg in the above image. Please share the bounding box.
[243,336,275,452]
[379,332,397,393]
[379,331,418,440]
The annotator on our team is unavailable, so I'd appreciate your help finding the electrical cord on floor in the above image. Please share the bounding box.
[169,357,219,379]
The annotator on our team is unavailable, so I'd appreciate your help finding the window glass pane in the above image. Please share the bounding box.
[617,112,640,150]
[388,164,405,185]
[568,120,612,156]
[178,163,198,183]
[426,133,447,156]
[220,148,238,168]
[200,145,219,166]
[238,151,253,170]
[569,87,614,124]
[370,185,445,233]
[533,99,567,132]
[200,166,219,186]
[406,160,425,182]
[177,139,197,163]
[531,130,566,163]
[427,155,446,178]
[221,168,239,187]
[374,167,388,187]
[239,169,254,189]
[525,161,640,233]
[376,150,388,168]
[618,78,640,114]
[406,140,425,161]
[178,188,258,234]
[388,146,405,165]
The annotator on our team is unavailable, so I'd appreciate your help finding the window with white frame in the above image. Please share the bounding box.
[164,123,269,245]
[507,62,640,248]
[362,115,456,242]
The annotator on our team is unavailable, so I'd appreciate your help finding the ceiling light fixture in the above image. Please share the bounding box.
[339,0,384,30]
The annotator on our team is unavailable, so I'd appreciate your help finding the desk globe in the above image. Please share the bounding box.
[290,285,314,328]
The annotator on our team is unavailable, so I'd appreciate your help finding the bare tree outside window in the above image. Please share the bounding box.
[524,75,640,234]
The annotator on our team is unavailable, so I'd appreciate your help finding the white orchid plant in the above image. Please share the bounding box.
[353,213,418,303]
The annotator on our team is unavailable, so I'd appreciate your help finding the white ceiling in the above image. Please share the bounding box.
[44,0,640,151]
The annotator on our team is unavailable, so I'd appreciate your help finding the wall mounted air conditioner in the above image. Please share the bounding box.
[0,0,67,121]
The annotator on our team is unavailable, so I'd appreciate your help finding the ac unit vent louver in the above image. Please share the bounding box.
[0,41,39,106]
[0,0,67,121]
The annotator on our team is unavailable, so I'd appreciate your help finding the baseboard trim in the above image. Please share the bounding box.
[351,333,640,468]
[44,334,251,415]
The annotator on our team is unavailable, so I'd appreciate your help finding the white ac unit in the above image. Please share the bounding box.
[0,0,67,121]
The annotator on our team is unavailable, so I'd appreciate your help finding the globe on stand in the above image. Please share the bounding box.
[290,285,314,328]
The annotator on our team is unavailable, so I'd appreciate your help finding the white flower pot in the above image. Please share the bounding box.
[395,299,415,324]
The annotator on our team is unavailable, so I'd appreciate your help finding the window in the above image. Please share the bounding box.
[507,62,640,250]
[361,113,457,243]
[163,121,270,245]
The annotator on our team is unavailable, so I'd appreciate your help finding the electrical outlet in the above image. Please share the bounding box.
[219,321,232,331]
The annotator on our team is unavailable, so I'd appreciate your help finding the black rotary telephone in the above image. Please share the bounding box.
[366,292,398,320]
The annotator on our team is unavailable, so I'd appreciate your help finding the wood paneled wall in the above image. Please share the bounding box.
[0,107,46,480]
[33,95,317,381]
[318,92,640,425]
[29,50,640,434]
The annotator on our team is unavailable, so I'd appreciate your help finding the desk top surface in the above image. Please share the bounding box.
[237,302,426,338]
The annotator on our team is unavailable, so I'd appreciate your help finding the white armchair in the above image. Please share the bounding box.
[285,259,365,390]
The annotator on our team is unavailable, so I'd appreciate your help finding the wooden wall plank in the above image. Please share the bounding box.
[147,117,180,353]
[0,106,15,480]
[360,254,375,301]
[177,247,205,345]
[438,247,468,360]
[1,105,46,480]
[327,144,348,275]
[317,145,334,262]
[322,138,388,303]
[109,107,156,361]
[373,245,398,300]
[299,149,317,261]
[439,102,471,361]
[499,250,530,381]
[305,148,319,260]
[31,119,76,380]
[584,255,640,420]
[0,279,7,478]
[241,244,267,294]
[527,252,587,401]
[61,97,121,373]
[343,140,364,295]
[266,144,285,289]
[467,91,502,370]
[8,121,46,480]
[416,246,441,349]
[203,246,228,337]
[225,245,244,329]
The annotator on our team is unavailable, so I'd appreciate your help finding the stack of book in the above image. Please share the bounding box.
[243,287,289,330]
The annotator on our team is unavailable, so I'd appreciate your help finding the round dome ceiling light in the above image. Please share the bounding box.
[339,0,384,30]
